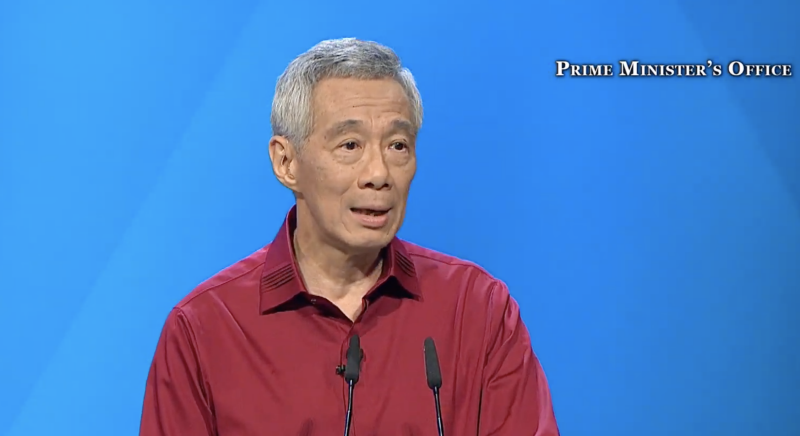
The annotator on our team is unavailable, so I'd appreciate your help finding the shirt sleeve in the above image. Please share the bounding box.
[139,308,216,436]
[479,281,559,436]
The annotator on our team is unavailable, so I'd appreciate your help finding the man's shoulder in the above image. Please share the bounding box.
[399,239,508,300]
[401,239,486,271]
[174,244,271,311]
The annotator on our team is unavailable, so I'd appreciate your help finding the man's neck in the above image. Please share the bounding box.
[292,225,384,303]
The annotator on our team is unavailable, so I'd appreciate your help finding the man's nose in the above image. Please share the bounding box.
[358,147,391,190]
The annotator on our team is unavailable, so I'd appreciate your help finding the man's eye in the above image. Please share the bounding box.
[391,142,408,151]
[341,141,358,151]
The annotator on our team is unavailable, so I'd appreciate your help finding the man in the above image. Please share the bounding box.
[140,38,559,436]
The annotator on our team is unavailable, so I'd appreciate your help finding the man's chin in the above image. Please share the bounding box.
[343,231,395,253]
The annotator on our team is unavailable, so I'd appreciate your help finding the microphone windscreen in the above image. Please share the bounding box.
[423,337,442,389]
[344,335,361,382]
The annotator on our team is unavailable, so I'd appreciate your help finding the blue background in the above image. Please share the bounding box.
[1,0,798,435]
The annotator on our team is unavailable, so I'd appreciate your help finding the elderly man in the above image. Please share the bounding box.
[139,38,559,436]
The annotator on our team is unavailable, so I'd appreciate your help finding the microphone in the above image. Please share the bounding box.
[423,337,444,436]
[342,335,362,436]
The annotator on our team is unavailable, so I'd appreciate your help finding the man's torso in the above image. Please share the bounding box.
[177,241,500,436]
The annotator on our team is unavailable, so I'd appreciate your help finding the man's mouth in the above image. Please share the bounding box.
[350,208,390,216]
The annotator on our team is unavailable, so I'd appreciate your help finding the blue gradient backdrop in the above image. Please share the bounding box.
[1,0,798,435]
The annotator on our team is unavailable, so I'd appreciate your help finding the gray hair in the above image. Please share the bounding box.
[270,38,423,148]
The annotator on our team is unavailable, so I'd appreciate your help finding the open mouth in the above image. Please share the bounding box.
[350,208,390,216]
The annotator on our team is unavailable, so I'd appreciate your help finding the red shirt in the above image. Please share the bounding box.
[140,208,559,436]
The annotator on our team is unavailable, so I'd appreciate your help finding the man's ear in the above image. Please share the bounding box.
[268,136,300,193]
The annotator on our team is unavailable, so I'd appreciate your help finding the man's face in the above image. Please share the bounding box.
[281,77,417,252]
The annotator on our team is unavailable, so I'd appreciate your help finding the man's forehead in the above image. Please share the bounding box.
[312,78,409,109]
[325,118,415,137]
[314,76,400,95]
[309,78,415,138]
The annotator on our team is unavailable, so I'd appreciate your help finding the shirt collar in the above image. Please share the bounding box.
[259,206,421,314]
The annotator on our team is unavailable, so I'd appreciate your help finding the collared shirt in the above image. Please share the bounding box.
[139,207,559,436]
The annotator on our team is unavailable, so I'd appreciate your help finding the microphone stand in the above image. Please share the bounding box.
[343,381,355,436]
[433,386,444,436]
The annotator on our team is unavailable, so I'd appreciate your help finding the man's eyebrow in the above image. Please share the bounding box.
[325,119,363,138]
[324,119,417,138]
[388,119,416,137]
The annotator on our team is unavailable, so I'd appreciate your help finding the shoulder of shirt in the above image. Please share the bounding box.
[398,239,510,300]
[172,244,271,311]
[172,239,510,312]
